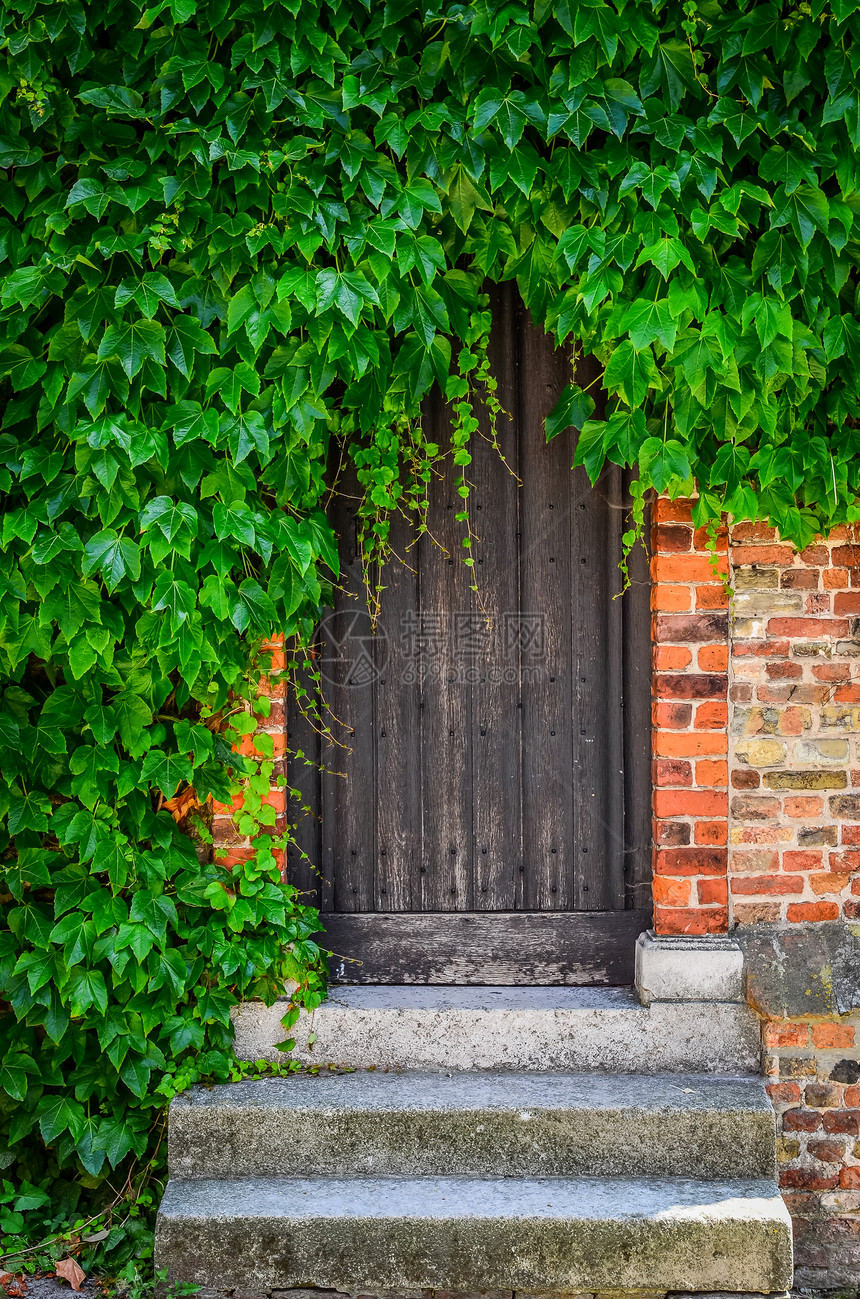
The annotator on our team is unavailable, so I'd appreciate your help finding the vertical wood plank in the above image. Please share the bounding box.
[470,282,522,911]
[570,451,626,910]
[418,385,474,911]
[518,298,575,911]
[374,506,421,911]
[622,485,654,914]
[320,479,377,913]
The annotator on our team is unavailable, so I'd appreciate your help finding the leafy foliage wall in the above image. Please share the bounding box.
[2,0,860,1261]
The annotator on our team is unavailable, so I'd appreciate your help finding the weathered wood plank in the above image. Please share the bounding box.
[622,485,654,914]
[374,506,421,911]
[320,482,377,913]
[518,299,575,910]
[319,910,650,985]
[285,651,322,908]
[418,385,474,910]
[470,282,521,911]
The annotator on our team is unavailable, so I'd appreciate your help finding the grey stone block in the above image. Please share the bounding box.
[634,932,745,1006]
[231,987,760,1074]
[154,1174,793,1295]
[168,1073,777,1182]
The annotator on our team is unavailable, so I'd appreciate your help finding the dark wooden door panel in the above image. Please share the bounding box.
[286,284,652,982]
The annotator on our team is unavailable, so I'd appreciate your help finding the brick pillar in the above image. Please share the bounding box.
[211,636,288,871]
[651,498,730,934]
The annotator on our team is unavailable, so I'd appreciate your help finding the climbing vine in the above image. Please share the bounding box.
[3,0,860,1254]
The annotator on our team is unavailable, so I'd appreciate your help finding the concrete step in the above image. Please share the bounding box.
[232,985,760,1073]
[168,1072,777,1181]
[154,1173,793,1295]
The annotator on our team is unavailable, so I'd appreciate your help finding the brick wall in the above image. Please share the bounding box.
[728,523,860,925]
[650,498,731,935]
[725,522,860,1285]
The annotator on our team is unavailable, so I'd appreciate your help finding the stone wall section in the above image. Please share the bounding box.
[728,523,860,926]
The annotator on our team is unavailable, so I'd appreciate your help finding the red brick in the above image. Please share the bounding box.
[764,1022,810,1048]
[822,1109,860,1134]
[654,498,694,524]
[732,522,777,542]
[696,585,730,610]
[831,544,860,566]
[767,1082,802,1105]
[693,524,729,550]
[811,1023,856,1049]
[781,569,819,589]
[731,874,805,895]
[787,901,840,922]
[654,820,691,846]
[655,645,693,670]
[834,683,860,702]
[733,640,791,658]
[732,769,761,789]
[823,567,850,589]
[655,848,727,876]
[730,682,754,702]
[655,613,728,644]
[783,850,822,871]
[695,758,728,786]
[810,871,852,894]
[698,644,729,672]
[653,790,729,817]
[805,1082,843,1107]
[695,701,729,728]
[767,618,850,637]
[655,758,693,786]
[655,524,693,552]
[779,1169,839,1190]
[697,876,728,905]
[841,827,860,845]
[765,660,803,679]
[652,876,692,906]
[653,701,693,730]
[652,583,692,611]
[785,796,824,818]
[783,1108,822,1132]
[654,673,727,700]
[656,731,728,757]
[846,1085,860,1106]
[653,906,729,935]
[834,591,860,615]
[733,545,796,565]
[807,1139,845,1163]
[653,554,729,583]
[800,544,829,566]
[694,820,728,844]
[731,794,781,820]
[830,849,860,870]
[840,1167,860,1188]
[812,663,851,681]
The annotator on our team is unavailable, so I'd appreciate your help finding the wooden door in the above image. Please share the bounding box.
[287,285,651,985]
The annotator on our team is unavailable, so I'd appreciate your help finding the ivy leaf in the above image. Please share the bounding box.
[620,299,678,351]
[546,384,595,441]
[98,320,166,378]
[166,316,218,377]
[82,531,142,589]
[140,750,194,795]
[770,184,830,248]
[604,339,660,406]
[639,436,692,491]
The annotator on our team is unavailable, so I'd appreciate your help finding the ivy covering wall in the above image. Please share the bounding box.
[3,0,860,1265]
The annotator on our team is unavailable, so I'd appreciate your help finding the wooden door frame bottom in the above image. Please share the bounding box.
[317,910,651,986]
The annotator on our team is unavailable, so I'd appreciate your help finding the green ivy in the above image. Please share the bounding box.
[4,0,860,1233]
